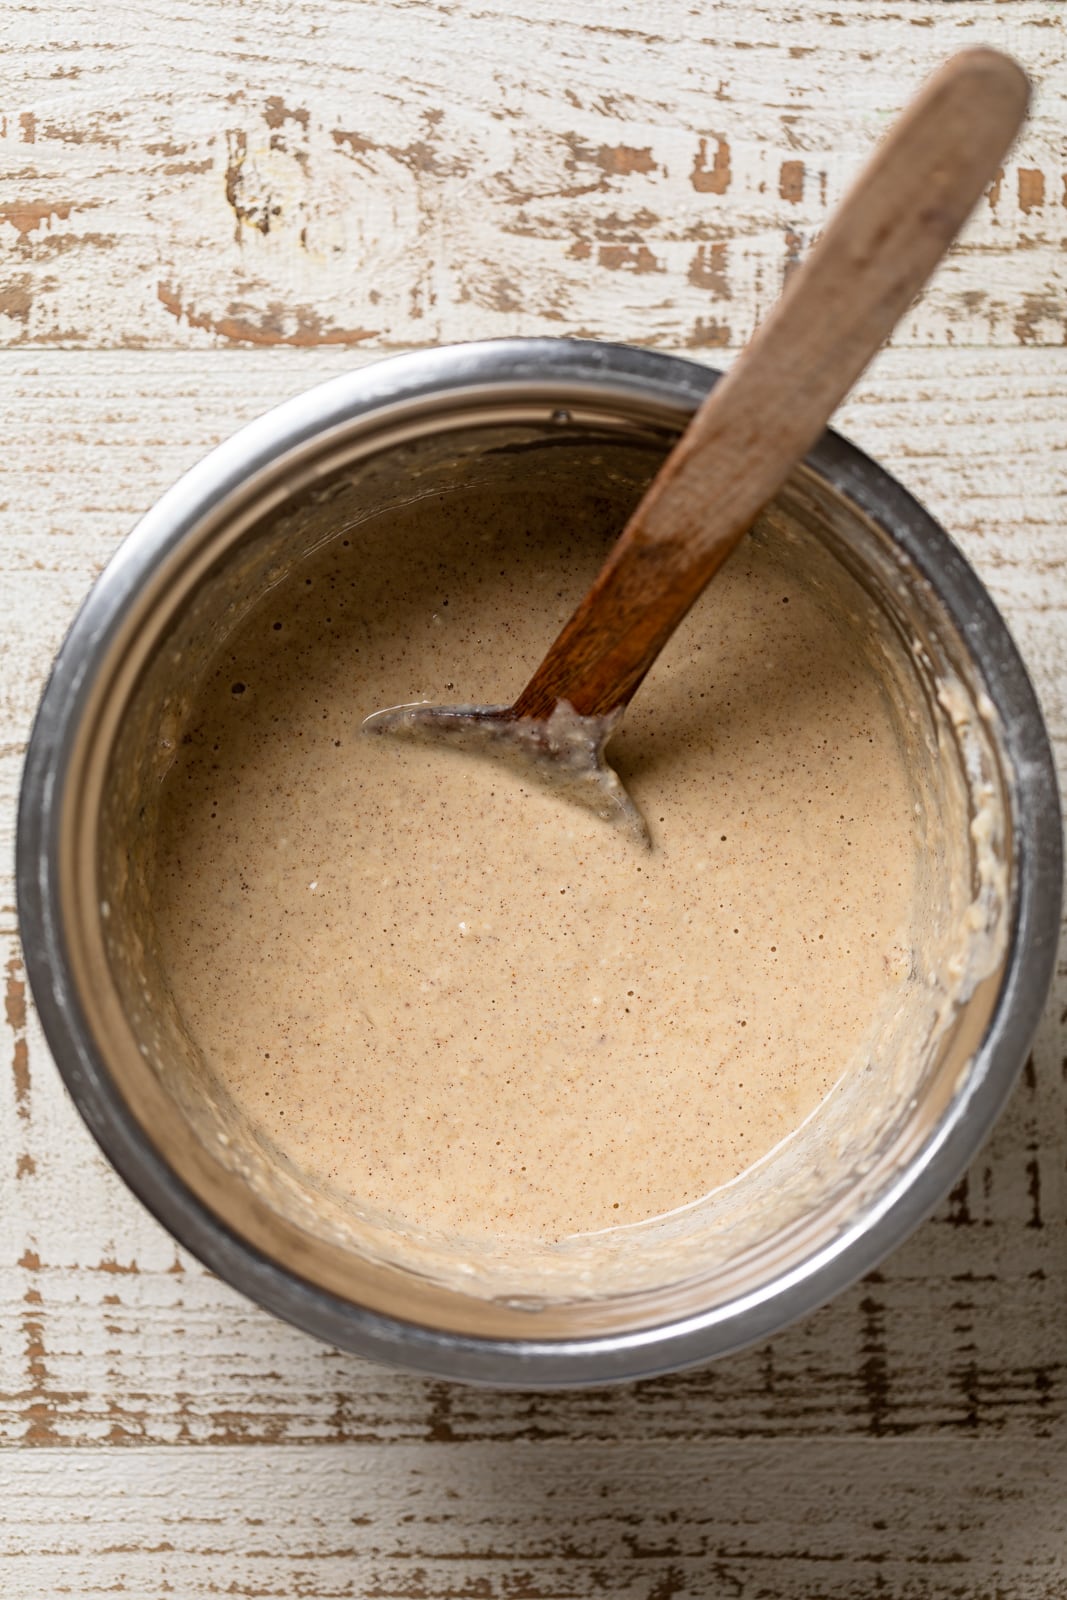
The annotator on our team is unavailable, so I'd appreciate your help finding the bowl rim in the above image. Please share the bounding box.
[15,337,1063,1387]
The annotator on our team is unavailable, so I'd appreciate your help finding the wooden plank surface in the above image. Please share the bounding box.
[3,1441,1067,1597]
[2,2,1066,1595]
[0,2,1064,352]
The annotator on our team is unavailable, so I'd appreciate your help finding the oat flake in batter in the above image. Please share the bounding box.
[152,483,918,1245]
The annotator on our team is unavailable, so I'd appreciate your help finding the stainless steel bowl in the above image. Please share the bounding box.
[17,340,1062,1386]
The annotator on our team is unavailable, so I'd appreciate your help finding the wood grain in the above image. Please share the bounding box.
[3,1440,1067,1597]
[0,2,1064,352]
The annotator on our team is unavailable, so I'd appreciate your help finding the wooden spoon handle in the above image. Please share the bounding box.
[513,48,1029,721]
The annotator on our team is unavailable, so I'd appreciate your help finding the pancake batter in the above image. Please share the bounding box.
[151,482,918,1245]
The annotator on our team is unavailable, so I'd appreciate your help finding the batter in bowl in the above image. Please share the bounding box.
[150,479,921,1248]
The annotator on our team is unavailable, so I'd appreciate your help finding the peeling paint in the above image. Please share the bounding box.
[0,40,1059,352]
[690,135,731,195]
[264,97,309,134]
[783,224,804,284]
[0,277,32,323]
[0,201,73,238]
[156,281,379,346]
[1013,291,1065,346]
[93,1256,141,1276]
[224,129,269,241]
[331,128,375,157]
[779,160,804,204]
[594,144,657,178]
[1018,168,1045,215]
[685,316,732,347]
[687,242,731,298]
[597,243,660,274]
[5,952,30,1119]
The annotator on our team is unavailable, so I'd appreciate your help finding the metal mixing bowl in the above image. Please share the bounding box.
[16,341,1062,1385]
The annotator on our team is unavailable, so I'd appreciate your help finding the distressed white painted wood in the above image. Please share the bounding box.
[1,1,1066,1594]
[3,1441,1067,1597]
[0,2,1064,351]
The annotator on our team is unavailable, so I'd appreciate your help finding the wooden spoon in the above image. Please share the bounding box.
[364,49,1029,841]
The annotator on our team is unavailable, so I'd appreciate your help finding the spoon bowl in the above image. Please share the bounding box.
[363,699,649,840]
